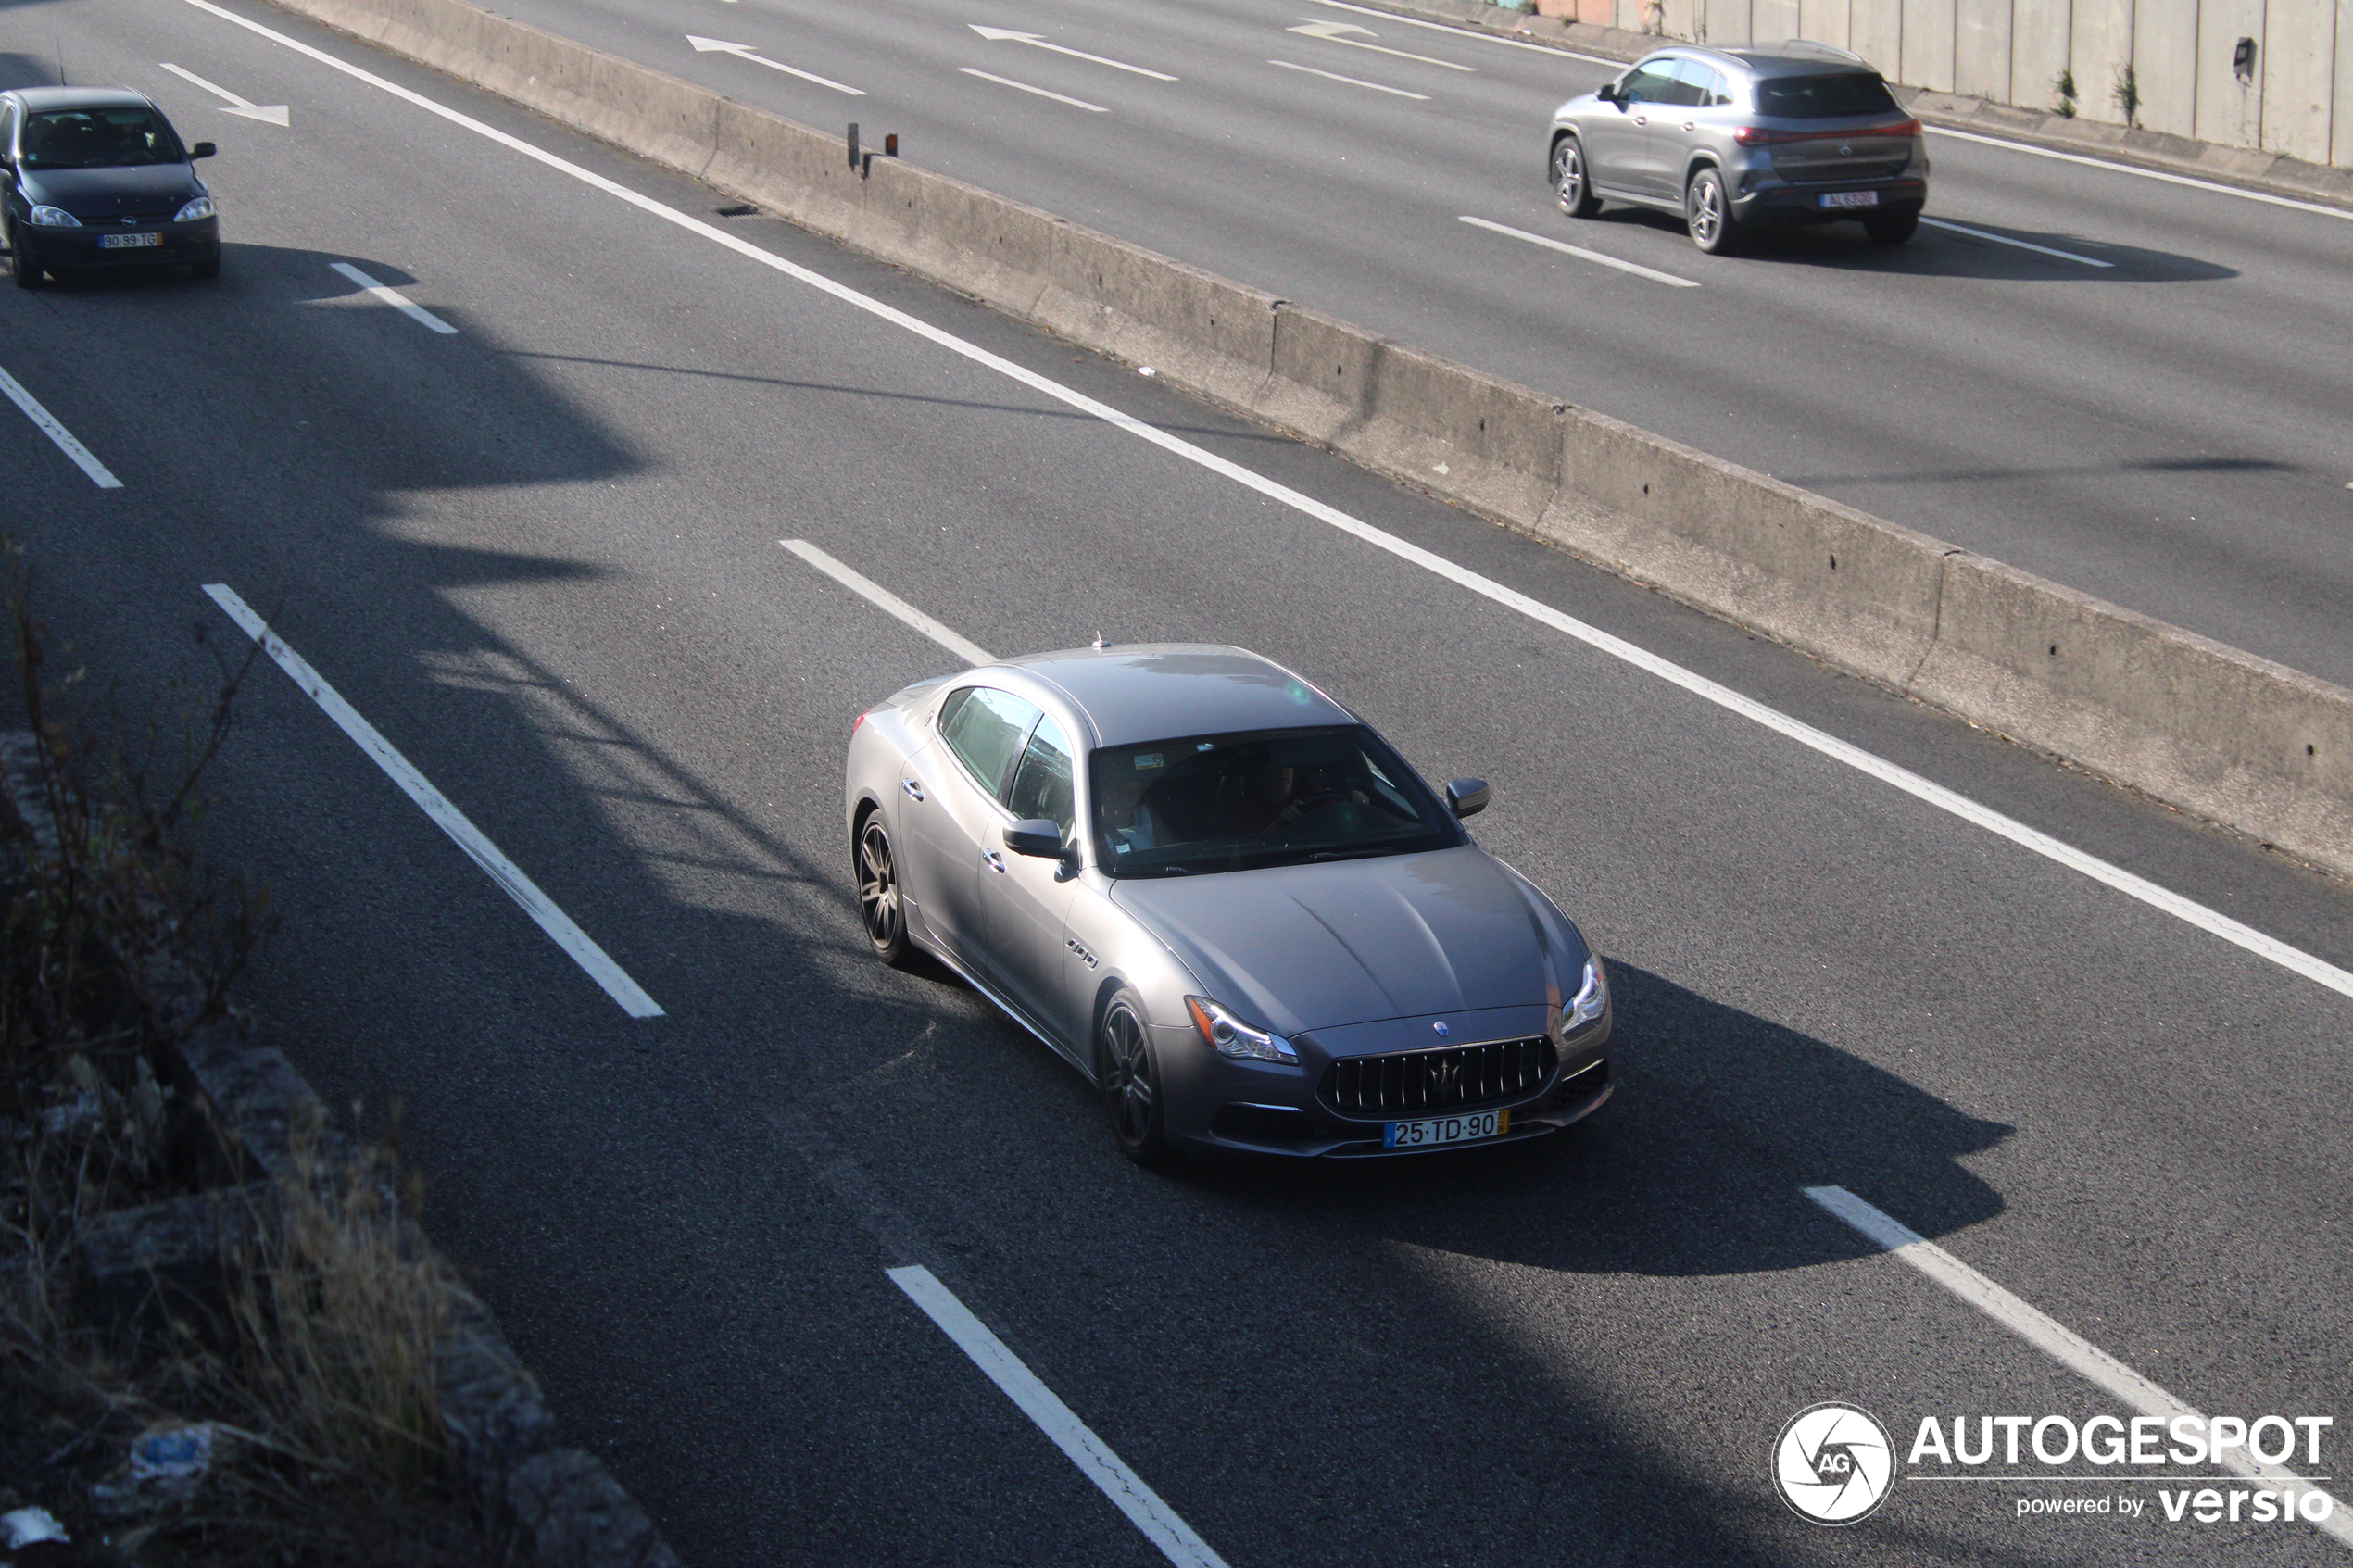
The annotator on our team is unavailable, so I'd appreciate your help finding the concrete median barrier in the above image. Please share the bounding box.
[259,0,2353,880]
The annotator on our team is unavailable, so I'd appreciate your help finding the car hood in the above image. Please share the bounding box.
[20,163,202,217]
[1109,846,1579,1035]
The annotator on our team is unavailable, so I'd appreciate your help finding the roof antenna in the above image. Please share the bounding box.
[1090,633,1110,651]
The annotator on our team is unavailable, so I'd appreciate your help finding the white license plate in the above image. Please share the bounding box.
[1383,1108,1508,1149]
[100,232,162,249]
[1819,191,1880,209]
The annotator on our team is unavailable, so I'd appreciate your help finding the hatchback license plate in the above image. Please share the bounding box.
[100,232,161,249]
[1384,1109,1508,1149]
[1820,191,1880,209]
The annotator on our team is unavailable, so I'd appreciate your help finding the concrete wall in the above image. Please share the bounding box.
[2342,0,2353,166]
[1623,0,2343,167]
[262,0,2353,879]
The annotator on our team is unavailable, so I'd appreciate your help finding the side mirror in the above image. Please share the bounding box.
[1446,779,1490,820]
[189,142,216,159]
[1595,82,1618,104]
[1003,819,1066,859]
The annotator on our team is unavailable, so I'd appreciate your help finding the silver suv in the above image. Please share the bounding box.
[1548,43,1927,254]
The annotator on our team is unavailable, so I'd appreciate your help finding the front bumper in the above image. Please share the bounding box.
[1161,1001,1616,1159]
[19,217,220,270]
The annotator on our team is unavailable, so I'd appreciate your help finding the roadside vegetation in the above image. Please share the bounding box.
[0,550,495,1564]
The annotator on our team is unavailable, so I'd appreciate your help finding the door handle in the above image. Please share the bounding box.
[983,850,1005,873]
[901,777,925,802]
[1631,114,1646,125]
[1681,121,1695,131]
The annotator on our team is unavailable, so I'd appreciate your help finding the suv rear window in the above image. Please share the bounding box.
[1754,72,1900,119]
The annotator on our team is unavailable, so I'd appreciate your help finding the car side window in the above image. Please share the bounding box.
[1005,717,1076,840]
[1618,61,1679,106]
[938,686,1041,800]
[1702,67,1734,107]
[1662,60,1712,108]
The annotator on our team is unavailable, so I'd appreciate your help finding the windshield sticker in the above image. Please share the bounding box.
[1135,753,1164,769]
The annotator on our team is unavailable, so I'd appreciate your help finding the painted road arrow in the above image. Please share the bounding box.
[685,36,864,95]
[158,62,290,124]
[968,25,1176,81]
[1283,20,1474,69]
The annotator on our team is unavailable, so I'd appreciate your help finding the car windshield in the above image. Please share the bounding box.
[1089,725,1461,877]
[20,107,184,169]
[1754,71,1900,119]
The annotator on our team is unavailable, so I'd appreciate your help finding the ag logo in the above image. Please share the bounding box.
[1773,1403,1894,1524]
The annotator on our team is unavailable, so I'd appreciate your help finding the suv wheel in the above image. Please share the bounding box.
[1685,168,1737,254]
[1552,134,1600,219]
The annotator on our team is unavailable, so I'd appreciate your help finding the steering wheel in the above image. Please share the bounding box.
[1274,790,1352,828]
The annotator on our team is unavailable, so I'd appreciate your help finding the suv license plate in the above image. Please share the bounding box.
[1820,191,1880,209]
[100,232,161,248]
[1384,1109,1508,1149]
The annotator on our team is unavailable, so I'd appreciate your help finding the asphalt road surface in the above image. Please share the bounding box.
[390,0,2353,694]
[5,1,2351,1563]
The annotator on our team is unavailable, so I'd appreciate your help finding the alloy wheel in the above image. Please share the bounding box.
[857,817,907,962]
[1104,1004,1153,1144]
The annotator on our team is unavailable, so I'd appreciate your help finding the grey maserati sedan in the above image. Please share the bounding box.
[844,646,1613,1164]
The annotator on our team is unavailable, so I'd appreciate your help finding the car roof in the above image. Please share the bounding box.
[1713,41,1876,76]
[997,645,1358,748]
[6,87,160,112]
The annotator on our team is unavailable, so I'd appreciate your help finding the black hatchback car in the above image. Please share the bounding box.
[2,88,221,286]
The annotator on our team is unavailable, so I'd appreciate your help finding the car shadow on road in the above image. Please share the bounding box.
[1188,958,2014,1279]
[1591,207,2237,281]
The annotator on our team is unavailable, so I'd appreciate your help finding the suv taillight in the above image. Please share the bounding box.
[1734,118,1922,146]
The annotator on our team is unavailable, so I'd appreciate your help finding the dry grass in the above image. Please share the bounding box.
[0,549,497,1564]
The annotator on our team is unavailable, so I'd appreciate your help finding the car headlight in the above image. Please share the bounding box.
[1564,956,1607,1033]
[28,206,80,227]
[173,196,215,222]
[1185,996,1298,1064]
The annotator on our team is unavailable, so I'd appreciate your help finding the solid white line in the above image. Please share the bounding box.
[1806,1186,2353,1549]
[887,1266,1230,1568]
[1919,216,2114,267]
[1459,214,1700,286]
[958,67,1107,112]
[1266,58,1429,99]
[1302,0,1620,63]
[329,260,459,332]
[175,0,2353,1007]
[780,540,995,667]
[1927,126,2353,221]
[202,583,664,1018]
[0,361,124,488]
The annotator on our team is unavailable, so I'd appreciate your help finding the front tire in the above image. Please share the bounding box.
[1552,133,1600,219]
[190,253,220,279]
[1864,209,1919,245]
[1686,168,1737,254]
[1098,992,1173,1167]
[8,226,38,289]
[855,810,914,969]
